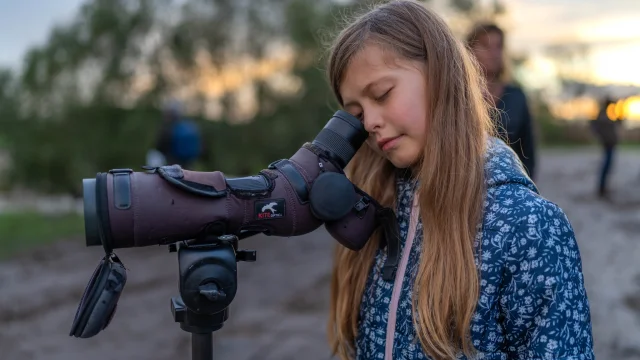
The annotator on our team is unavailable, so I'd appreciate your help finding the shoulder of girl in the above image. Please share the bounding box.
[483,187,576,251]
[480,193,584,294]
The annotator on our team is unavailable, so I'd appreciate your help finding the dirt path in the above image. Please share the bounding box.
[1,148,640,360]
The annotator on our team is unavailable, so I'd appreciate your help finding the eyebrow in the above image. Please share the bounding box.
[343,75,394,108]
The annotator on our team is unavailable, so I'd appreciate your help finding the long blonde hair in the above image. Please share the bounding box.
[326,1,495,359]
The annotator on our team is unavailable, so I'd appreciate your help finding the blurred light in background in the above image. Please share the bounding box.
[618,96,640,121]
[550,97,600,121]
[549,95,640,122]
[606,96,640,121]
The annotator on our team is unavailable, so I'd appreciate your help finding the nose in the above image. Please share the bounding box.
[362,108,383,133]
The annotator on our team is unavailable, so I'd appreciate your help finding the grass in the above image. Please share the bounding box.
[0,211,84,259]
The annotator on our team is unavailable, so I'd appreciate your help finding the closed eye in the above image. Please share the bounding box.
[375,88,393,102]
[351,87,392,121]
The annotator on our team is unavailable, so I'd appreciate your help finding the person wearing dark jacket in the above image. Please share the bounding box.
[467,23,537,180]
[590,97,622,198]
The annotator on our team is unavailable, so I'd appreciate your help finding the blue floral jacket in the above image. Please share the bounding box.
[356,138,594,359]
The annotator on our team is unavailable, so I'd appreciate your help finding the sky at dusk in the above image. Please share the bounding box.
[1,0,639,87]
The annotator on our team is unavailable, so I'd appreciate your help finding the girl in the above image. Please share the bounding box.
[467,23,537,181]
[326,1,594,360]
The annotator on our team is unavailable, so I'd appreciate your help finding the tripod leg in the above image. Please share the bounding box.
[192,333,213,360]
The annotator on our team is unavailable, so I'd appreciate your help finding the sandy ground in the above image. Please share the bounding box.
[1,147,640,360]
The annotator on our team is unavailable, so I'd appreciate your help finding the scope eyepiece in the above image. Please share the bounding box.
[311,110,367,169]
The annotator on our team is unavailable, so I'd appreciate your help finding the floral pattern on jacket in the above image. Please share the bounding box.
[355,137,594,360]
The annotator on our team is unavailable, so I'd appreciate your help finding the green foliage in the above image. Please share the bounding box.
[0,211,84,258]
[4,106,161,194]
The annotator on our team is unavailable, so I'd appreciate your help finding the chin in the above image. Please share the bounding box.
[387,153,420,169]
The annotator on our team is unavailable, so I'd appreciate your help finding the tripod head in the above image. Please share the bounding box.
[170,235,256,359]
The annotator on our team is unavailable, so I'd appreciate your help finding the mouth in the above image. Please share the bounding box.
[377,136,403,151]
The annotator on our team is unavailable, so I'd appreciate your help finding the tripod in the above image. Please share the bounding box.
[169,234,256,360]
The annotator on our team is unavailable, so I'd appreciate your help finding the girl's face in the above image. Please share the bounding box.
[340,44,428,169]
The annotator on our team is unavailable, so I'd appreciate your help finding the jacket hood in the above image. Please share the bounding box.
[484,137,538,193]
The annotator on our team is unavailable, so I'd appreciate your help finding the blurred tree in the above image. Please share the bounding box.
[2,0,520,194]
[0,69,18,151]
[3,0,340,192]
[19,0,157,115]
[0,69,17,118]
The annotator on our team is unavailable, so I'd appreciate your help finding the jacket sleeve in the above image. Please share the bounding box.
[499,201,594,359]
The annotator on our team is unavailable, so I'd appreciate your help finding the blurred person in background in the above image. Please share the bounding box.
[590,96,623,199]
[154,100,203,169]
[467,23,537,180]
